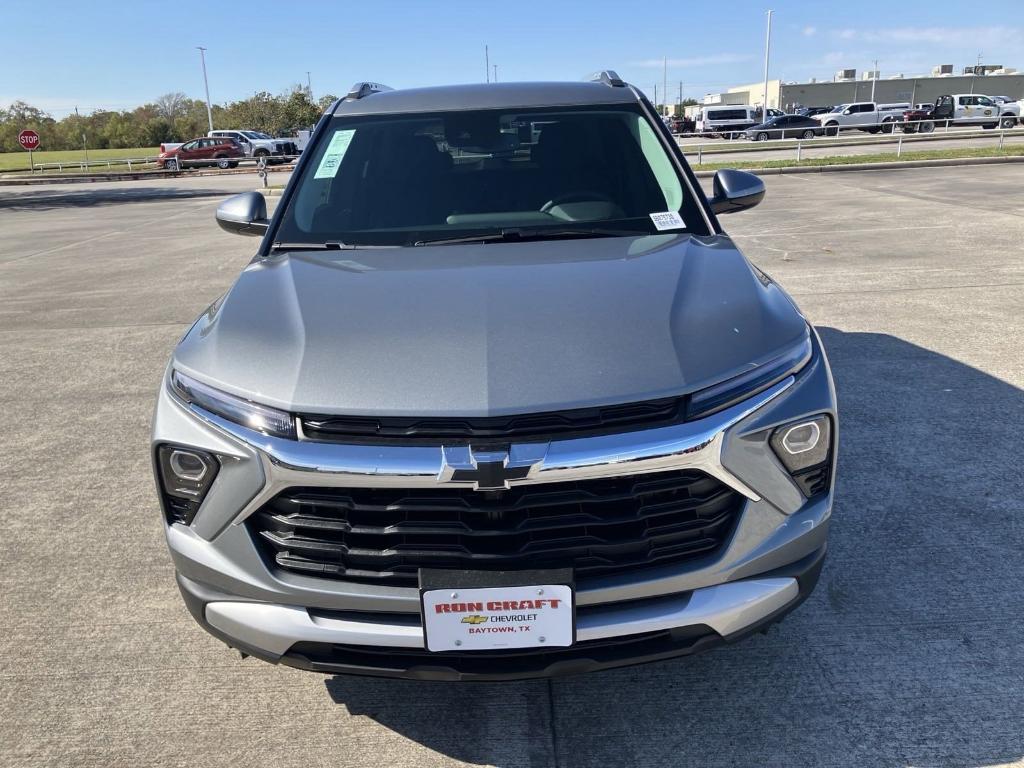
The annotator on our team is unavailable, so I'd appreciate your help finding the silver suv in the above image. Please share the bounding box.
[152,73,837,680]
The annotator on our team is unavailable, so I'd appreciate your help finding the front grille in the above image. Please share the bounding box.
[248,469,743,586]
[299,396,687,444]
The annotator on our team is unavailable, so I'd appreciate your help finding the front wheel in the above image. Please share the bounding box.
[164,158,179,171]
[756,132,769,142]
[918,121,935,134]
[215,156,231,169]
[825,122,840,137]
[801,129,815,139]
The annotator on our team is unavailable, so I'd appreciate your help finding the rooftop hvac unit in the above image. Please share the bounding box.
[989,68,1018,75]
[862,70,879,80]
[932,64,953,75]
[809,77,817,83]
[835,68,856,81]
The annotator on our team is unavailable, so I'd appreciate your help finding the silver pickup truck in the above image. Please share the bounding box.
[813,101,910,136]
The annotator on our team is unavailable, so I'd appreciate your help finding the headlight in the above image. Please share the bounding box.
[155,444,219,525]
[686,335,812,421]
[170,369,296,439]
[769,414,833,497]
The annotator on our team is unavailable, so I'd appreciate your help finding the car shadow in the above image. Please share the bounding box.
[0,186,241,211]
[322,327,1024,768]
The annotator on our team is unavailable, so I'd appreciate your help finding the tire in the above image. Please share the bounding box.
[825,122,840,137]
[165,158,179,171]
[801,129,815,139]
[215,155,231,169]
[918,121,935,134]
[254,149,270,158]
[228,161,239,169]
[999,115,1016,129]
[756,132,769,142]
[881,120,895,134]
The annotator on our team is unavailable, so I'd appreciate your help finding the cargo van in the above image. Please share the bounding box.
[695,105,759,138]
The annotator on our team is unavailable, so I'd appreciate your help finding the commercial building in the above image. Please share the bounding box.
[698,66,1024,113]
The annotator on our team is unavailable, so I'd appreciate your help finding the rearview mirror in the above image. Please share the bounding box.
[710,169,765,215]
[216,191,269,236]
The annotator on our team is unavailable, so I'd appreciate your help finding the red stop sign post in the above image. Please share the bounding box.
[18,130,41,172]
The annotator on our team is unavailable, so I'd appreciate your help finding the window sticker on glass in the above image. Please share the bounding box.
[649,211,685,231]
[314,130,356,179]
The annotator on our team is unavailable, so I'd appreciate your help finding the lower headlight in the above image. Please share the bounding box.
[156,444,219,525]
[769,414,832,497]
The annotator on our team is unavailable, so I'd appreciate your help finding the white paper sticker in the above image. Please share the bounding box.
[649,211,686,231]
[314,129,356,179]
[422,584,574,651]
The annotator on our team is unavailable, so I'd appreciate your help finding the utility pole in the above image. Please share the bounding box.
[74,106,88,165]
[653,83,658,112]
[663,56,668,117]
[197,46,213,132]
[762,9,773,117]
[871,59,878,102]
[485,45,490,83]
[678,81,683,116]
[306,71,313,99]
[493,64,498,83]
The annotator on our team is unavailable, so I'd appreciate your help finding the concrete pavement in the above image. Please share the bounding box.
[1,166,1023,767]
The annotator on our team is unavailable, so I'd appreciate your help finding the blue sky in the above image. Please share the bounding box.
[2,0,1021,116]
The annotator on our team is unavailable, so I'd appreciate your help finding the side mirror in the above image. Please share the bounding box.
[216,191,269,236]
[843,109,852,115]
[710,169,765,215]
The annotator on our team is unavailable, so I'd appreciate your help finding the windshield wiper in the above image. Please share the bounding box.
[271,241,355,251]
[413,227,652,247]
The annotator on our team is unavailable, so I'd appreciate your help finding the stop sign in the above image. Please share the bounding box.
[18,130,40,151]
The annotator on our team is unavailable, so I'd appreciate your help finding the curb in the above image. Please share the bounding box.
[692,154,1024,178]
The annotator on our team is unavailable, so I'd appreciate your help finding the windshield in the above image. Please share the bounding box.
[243,131,272,140]
[273,105,705,247]
[830,105,847,113]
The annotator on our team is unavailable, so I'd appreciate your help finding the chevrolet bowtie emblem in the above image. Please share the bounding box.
[461,615,489,625]
[442,445,546,491]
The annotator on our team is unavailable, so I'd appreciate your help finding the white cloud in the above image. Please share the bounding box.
[630,53,754,68]
[803,26,817,37]
[837,29,857,40]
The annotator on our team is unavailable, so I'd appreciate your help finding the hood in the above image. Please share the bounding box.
[173,234,808,417]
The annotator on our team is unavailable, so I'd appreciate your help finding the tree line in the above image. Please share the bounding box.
[0,87,337,152]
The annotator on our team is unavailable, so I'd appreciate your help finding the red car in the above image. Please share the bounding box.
[157,137,244,170]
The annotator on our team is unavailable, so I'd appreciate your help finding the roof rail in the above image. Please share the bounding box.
[345,82,394,100]
[589,70,626,87]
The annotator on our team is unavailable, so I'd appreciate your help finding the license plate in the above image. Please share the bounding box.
[421,583,574,652]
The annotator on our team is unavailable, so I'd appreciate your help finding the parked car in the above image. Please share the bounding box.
[157,137,243,170]
[901,94,1021,133]
[152,73,837,681]
[813,101,910,135]
[670,114,696,134]
[207,130,299,163]
[695,105,762,137]
[743,115,823,141]
[796,106,832,118]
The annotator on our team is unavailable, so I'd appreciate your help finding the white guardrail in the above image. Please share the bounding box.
[676,116,1023,165]
[15,153,303,174]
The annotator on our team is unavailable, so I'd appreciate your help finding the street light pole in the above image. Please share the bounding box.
[485,45,490,83]
[306,71,313,99]
[871,58,878,102]
[762,9,773,116]
[663,56,668,117]
[493,64,498,83]
[197,46,213,132]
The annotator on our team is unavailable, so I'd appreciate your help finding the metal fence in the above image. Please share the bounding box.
[15,153,303,175]
[677,117,1024,165]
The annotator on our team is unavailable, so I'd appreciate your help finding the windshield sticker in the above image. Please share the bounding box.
[649,211,686,231]
[314,130,356,179]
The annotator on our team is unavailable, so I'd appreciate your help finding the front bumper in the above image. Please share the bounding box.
[154,330,837,679]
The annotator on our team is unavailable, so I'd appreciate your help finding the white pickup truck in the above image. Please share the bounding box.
[900,94,1021,133]
[813,102,910,136]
